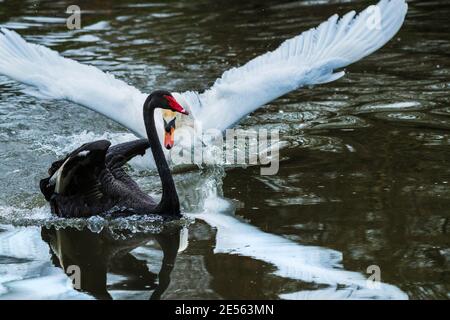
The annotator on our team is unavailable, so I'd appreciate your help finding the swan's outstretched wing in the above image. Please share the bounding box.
[179,0,408,131]
[105,138,150,169]
[104,139,152,195]
[0,28,148,137]
[0,0,407,139]
[40,140,111,201]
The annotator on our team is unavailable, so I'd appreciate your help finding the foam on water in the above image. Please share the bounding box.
[0,206,51,225]
[0,203,193,235]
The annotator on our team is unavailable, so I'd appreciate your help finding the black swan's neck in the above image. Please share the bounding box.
[144,101,180,216]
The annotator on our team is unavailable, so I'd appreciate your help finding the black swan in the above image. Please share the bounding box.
[39,90,188,218]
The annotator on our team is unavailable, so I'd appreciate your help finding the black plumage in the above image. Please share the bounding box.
[40,91,188,218]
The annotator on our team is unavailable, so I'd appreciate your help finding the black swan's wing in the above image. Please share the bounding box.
[93,138,157,216]
[105,139,151,194]
[41,139,156,216]
[105,138,150,169]
[40,155,71,201]
[40,140,111,200]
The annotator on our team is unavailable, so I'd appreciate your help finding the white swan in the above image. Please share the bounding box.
[0,0,408,169]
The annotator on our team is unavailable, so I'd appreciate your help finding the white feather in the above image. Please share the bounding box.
[180,0,408,131]
[0,0,407,152]
[0,27,149,138]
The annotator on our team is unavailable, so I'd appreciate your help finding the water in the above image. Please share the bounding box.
[0,0,449,299]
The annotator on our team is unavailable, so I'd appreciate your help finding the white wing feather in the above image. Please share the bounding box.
[179,0,408,131]
[0,28,148,137]
[0,0,407,138]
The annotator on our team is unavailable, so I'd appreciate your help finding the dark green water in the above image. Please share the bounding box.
[0,0,448,299]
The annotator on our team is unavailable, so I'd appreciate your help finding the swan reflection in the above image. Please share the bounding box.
[41,224,185,300]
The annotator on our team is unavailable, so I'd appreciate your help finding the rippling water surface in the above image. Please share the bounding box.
[0,0,449,299]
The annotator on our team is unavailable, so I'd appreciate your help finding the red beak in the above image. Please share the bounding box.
[164,95,189,115]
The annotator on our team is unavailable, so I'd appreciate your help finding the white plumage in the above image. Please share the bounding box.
[0,0,408,168]
[0,28,149,137]
[183,0,408,131]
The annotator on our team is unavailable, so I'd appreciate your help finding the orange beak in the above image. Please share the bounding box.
[164,127,175,150]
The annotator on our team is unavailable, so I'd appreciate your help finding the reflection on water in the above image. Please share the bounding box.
[194,200,407,300]
[0,224,184,300]
[41,225,183,300]
[0,0,449,299]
